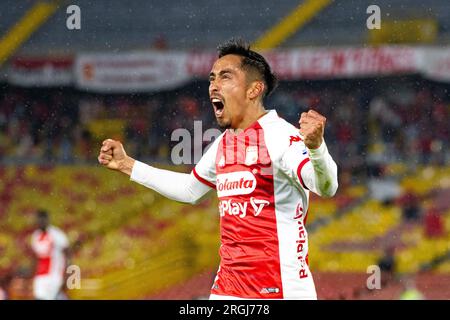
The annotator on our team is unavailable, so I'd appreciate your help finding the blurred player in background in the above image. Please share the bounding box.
[98,39,338,299]
[30,210,69,300]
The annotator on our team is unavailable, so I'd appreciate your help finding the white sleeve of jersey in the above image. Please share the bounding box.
[282,137,338,197]
[53,227,69,250]
[130,160,212,204]
[191,135,221,189]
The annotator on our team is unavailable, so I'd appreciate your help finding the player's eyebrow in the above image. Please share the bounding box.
[209,68,233,79]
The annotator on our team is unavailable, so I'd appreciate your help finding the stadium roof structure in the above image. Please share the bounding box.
[0,0,449,57]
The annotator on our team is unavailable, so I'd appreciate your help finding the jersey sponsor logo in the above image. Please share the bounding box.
[289,135,302,146]
[250,197,270,217]
[219,197,270,218]
[294,204,308,279]
[216,171,256,197]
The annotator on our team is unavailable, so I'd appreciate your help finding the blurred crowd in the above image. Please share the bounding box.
[0,77,449,300]
[0,77,448,181]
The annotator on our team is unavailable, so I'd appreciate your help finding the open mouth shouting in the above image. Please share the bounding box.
[211,96,225,118]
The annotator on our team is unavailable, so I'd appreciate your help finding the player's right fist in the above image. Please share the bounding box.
[98,139,135,175]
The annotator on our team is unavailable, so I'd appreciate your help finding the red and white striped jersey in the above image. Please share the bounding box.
[192,110,336,299]
[130,109,338,299]
[31,226,69,279]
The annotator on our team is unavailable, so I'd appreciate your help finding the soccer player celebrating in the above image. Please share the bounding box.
[98,39,338,300]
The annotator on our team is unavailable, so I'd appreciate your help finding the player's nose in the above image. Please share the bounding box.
[209,81,219,95]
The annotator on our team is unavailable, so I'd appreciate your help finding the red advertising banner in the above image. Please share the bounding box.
[9,56,73,86]
[6,46,450,91]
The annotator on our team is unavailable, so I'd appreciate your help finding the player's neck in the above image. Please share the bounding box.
[233,103,267,131]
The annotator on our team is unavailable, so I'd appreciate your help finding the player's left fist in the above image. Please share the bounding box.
[299,110,326,149]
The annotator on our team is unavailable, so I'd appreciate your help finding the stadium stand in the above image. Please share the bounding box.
[1,0,449,54]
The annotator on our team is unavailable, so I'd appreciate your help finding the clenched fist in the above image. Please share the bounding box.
[98,139,135,176]
[299,110,326,149]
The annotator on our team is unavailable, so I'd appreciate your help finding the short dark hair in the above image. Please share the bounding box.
[217,38,278,98]
[36,209,48,219]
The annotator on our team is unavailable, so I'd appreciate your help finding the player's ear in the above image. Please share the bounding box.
[247,81,265,100]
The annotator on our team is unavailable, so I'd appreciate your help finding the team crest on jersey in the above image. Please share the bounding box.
[245,146,258,166]
[218,155,225,168]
